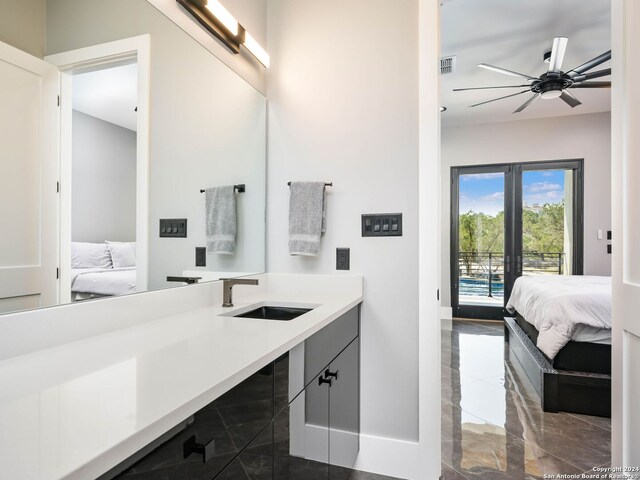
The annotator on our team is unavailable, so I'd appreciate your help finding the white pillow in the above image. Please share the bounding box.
[71,242,113,269]
[106,241,136,268]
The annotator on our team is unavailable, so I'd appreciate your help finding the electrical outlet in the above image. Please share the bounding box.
[195,247,206,267]
[336,248,350,270]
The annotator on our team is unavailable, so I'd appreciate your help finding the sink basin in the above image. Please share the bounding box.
[234,306,312,321]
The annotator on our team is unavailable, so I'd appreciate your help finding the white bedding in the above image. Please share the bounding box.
[506,275,611,359]
[71,267,137,297]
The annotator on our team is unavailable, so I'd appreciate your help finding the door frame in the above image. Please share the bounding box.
[451,159,584,320]
[45,35,151,302]
[451,164,514,320]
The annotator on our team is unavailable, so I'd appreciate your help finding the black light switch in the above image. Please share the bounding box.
[362,214,402,237]
[160,219,187,238]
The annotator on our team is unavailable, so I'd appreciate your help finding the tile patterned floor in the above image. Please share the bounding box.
[441,319,611,480]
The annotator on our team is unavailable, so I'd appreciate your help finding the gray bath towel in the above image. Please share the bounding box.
[205,186,236,254]
[289,181,327,256]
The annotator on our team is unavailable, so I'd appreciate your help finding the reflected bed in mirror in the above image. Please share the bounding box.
[0,0,266,315]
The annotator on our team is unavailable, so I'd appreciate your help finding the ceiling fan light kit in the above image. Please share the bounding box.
[455,37,611,113]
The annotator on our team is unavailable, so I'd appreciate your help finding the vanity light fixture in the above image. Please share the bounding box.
[243,32,270,68]
[205,0,238,36]
[177,0,270,68]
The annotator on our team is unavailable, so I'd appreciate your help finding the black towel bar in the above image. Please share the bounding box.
[287,182,333,187]
[200,184,245,193]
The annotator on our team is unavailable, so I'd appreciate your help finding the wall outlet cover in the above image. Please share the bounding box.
[195,247,206,267]
[336,248,350,271]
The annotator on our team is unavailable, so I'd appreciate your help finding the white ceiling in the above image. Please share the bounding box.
[72,63,138,132]
[440,0,611,127]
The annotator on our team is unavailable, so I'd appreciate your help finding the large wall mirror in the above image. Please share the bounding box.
[0,0,266,315]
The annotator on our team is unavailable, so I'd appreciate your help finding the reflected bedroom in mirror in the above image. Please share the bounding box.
[0,0,267,315]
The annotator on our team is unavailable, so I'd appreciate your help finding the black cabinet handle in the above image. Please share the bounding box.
[324,369,339,380]
[183,435,215,463]
[318,377,332,386]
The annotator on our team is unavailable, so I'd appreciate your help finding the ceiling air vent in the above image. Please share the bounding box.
[440,56,456,75]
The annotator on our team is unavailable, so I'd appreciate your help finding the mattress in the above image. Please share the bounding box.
[506,275,611,359]
[71,267,137,297]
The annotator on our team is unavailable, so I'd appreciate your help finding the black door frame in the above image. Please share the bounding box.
[451,164,514,320]
[451,159,584,320]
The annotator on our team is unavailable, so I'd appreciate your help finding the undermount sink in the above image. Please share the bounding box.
[234,306,313,321]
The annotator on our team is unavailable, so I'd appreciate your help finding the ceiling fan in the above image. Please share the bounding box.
[454,37,611,113]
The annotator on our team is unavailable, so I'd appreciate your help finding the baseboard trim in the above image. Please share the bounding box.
[440,306,453,319]
[354,432,420,480]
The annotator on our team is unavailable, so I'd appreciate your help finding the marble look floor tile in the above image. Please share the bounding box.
[441,402,583,480]
[442,320,612,477]
[441,462,470,480]
[567,412,611,431]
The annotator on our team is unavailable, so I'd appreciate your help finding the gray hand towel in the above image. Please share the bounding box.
[289,181,327,256]
[206,186,236,255]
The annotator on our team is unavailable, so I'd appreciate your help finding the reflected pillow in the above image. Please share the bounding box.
[71,242,113,269]
[106,241,136,269]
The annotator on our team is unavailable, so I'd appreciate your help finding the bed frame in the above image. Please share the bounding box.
[504,316,611,417]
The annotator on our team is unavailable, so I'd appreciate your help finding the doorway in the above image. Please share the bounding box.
[451,159,584,319]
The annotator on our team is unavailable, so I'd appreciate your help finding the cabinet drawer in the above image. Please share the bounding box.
[105,367,275,479]
[304,305,360,385]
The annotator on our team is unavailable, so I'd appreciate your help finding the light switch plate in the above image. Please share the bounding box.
[362,213,402,237]
[160,219,187,238]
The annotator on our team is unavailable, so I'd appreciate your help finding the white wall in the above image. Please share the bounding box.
[440,112,612,308]
[71,110,137,243]
[47,0,267,290]
[0,0,46,58]
[266,0,420,475]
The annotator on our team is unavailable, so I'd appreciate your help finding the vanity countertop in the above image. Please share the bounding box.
[0,274,363,480]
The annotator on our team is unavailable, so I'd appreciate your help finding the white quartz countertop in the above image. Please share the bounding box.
[0,274,363,480]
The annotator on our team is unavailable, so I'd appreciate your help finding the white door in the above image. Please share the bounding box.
[0,41,60,314]
[613,0,640,469]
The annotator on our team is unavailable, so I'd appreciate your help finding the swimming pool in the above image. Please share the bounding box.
[459,277,504,298]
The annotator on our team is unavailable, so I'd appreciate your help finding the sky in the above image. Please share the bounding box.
[459,170,566,216]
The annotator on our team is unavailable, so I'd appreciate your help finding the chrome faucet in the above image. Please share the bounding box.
[222,278,259,307]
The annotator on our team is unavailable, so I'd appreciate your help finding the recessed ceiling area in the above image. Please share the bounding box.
[72,63,138,132]
[440,0,611,127]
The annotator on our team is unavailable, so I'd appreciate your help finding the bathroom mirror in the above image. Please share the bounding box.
[0,0,266,315]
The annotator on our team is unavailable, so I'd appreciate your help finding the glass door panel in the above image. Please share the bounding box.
[519,168,579,277]
[452,166,512,319]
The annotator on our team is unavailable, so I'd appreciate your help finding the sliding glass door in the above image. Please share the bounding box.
[451,160,583,320]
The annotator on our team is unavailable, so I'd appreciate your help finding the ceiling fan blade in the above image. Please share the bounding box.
[478,63,537,81]
[453,85,530,91]
[468,90,530,108]
[560,90,582,108]
[548,37,568,74]
[513,93,539,113]
[567,50,611,76]
[571,81,611,89]
[572,68,611,82]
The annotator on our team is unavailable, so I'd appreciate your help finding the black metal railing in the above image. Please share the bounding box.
[458,252,565,299]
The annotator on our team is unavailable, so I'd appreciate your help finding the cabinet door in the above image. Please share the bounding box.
[217,423,274,480]
[274,370,330,479]
[328,338,360,479]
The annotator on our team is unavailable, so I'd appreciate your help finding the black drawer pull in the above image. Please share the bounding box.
[183,435,215,463]
[318,377,332,386]
[324,370,339,380]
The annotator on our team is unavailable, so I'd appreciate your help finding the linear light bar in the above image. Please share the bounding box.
[205,0,239,36]
[243,32,270,68]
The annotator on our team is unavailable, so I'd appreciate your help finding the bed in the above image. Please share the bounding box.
[71,241,137,301]
[504,275,611,417]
